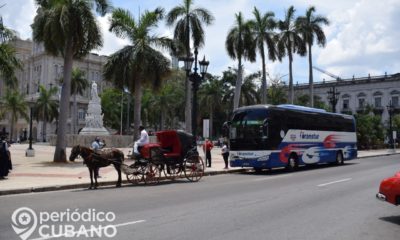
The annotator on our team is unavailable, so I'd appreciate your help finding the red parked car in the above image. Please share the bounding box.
[376,172,400,206]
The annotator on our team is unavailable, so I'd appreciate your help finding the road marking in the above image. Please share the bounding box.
[317,178,352,187]
[30,220,146,240]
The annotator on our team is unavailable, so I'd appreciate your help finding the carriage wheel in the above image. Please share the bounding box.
[144,163,161,185]
[163,164,182,180]
[126,173,141,184]
[184,155,204,182]
[126,164,146,184]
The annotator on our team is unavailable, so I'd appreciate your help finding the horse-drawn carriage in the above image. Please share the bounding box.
[69,130,204,189]
[122,130,205,185]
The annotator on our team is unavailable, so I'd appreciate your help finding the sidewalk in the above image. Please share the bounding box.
[0,143,398,196]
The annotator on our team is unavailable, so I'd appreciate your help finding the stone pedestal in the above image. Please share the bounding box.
[25,148,35,157]
[79,81,110,136]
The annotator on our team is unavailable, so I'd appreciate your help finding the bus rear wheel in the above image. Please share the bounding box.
[336,151,344,165]
[286,154,298,171]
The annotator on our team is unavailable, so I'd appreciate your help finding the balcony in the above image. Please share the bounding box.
[372,106,384,115]
[341,108,353,115]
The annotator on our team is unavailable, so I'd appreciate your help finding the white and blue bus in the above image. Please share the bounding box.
[227,104,357,171]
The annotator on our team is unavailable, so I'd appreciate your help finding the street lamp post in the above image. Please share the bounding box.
[387,100,395,152]
[26,99,35,157]
[327,86,340,113]
[180,48,209,137]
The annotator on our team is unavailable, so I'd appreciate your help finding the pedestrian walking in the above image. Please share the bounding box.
[221,141,229,169]
[203,138,214,167]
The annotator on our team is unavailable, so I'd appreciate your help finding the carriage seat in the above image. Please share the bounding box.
[156,131,182,160]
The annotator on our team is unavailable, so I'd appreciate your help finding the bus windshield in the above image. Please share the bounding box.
[230,109,268,141]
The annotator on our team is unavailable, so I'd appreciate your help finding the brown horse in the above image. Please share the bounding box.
[69,145,124,189]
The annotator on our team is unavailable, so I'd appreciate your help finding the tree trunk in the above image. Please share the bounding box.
[42,120,47,142]
[233,58,243,111]
[209,104,213,139]
[185,15,192,134]
[133,77,142,139]
[160,108,166,130]
[288,51,294,104]
[308,43,314,108]
[53,40,73,162]
[9,116,14,142]
[73,94,77,134]
[261,47,267,105]
[185,79,192,133]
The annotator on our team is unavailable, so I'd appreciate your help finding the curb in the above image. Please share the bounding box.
[0,169,247,196]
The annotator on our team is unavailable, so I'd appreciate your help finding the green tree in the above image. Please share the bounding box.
[104,7,172,138]
[276,6,306,104]
[35,85,59,142]
[0,90,29,141]
[198,75,225,138]
[296,6,329,107]
[0,19,22,88]
[355,113,384,149]
[32,0,110,162]
[267,76,287,105]
[166,0,214,133]
[295,94,328,110]
[249,7,277,104]
[70,68,89,134]
[100,88,124,130]
[226,12,256,110]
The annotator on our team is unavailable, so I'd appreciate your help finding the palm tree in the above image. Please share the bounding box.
[276,6,306,104]
[31,0,110,162]
[240,72,261,106]
[198,76,225,138]
[0,18,22,88]
[267,76,287,105]
[249,7,278,104]
[35,85,59,142]
[296,6,329,107]
[104,8,172,138]
[226,12,256,111]
[70,68,89,134]
[166,0,214,133]
[0,90,28,141]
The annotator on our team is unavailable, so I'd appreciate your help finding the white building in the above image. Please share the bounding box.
[294,73,400,124]
[0,38,109,142]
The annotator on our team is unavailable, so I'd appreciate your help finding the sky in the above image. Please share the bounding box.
[1,0,400,85]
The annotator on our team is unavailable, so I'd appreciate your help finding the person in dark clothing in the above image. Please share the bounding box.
[0,135,12,179]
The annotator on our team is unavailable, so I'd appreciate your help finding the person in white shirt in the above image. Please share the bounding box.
[133,126,149,155]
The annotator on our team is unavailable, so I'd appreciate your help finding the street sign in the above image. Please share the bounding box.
[203,119,209,138]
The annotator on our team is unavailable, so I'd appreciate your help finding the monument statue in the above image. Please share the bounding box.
[79,81,109,136]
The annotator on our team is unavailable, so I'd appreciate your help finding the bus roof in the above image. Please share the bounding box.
[234,104,353,119]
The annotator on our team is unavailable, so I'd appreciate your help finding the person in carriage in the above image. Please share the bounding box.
[132,126,149,158]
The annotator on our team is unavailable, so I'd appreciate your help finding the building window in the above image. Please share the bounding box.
[358,98,365,109]
[343,99,349,110]
[374,97,382,108]
[392,96,399,107]
[78,109,86,120]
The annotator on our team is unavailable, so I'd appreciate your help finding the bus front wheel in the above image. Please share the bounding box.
[286,154,298,171]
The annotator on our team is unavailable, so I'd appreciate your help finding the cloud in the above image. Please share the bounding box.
[317,0,400,78]
[1,0,35,40]
[2,0,400,83]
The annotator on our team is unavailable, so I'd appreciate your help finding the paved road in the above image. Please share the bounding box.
[1,156,400,240]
